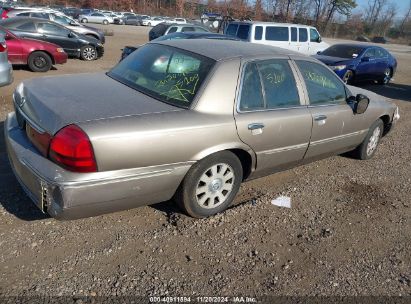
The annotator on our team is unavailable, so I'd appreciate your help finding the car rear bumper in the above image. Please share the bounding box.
[0,60,13,87]
[5,112,192,220]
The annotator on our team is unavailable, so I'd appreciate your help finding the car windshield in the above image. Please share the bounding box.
[108,44,215,108]
[321,45,365,59]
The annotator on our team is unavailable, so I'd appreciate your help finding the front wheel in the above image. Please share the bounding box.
[351,119,384,160]
[378,68,392,85]
[103,19,109,25]
[148,22,151,26]
[81,18,88,23]
[28,51,52,72]
[80,45,97,61]
[175,151,243,218]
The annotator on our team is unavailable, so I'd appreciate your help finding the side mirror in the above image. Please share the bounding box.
[68,32,75,38]
[317,36,322,43]
[316,51,321,55]
[361,56,370,62]
[350,94,369,114]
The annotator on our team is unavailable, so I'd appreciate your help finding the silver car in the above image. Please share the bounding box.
[0,34,13,87]
[79,12,114,25]
[5,40,399,220]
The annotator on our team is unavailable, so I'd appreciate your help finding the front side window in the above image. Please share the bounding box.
[363,48,375,58]
[181,26,195,32]
[299,28,308,42]
[257,60,300,109]
[37,23,69,36]
[15,21,36,32]
[53,15,71,25]
[108,44,215,108]
[237,24,250,40]
[375,48,387,58]
[31,12,49,19]
[168,26,178,33]
[265,26,289,41]
[296,60,346,105]
[194,27,208,32]
[310,28,320,42]
[254,26,263,40]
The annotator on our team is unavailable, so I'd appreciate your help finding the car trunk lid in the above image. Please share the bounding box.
[15,73,182,135]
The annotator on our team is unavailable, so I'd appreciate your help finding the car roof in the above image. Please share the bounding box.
[228,21,317,28]
[330,43,379,50]
[153,39,301,61]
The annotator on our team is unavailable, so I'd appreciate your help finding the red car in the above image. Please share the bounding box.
[0,26,67,72]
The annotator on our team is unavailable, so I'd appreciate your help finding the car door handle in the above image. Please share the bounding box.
[314,115,327,121]
[248,123,265,130]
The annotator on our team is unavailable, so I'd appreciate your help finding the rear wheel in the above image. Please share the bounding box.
[378,68,392,85]
[81,18,88,23]
[80,45,97,61]
[28,51,52,72]
[350,119,384,160]
[103,19,109,25]
[175,151,243,218]
[342,70,354,84]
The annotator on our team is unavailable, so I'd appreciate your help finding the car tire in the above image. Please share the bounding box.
[175,151,243,218]
[148,22,151,26]
[80,45,97,61]
[103,19,109,25]
[378,68,392,85]
[351,119,384,160]
[28,51,52,72]
[342,70,354,84]
[81,18,88,23]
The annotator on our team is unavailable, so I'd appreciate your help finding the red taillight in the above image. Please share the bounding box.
[1,10,9,19]
[48,125,97,173]
[0,41,6,52]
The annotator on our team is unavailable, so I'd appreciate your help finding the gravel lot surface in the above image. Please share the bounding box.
[0,25,410,299]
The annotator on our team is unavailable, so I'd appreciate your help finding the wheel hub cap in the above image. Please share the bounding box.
[196,163,235,209]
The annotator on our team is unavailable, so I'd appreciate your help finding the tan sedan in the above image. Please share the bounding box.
[5,40,399,220]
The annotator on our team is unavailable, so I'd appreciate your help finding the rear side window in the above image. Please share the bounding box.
[15,21,36,32]
[254,26,263,40]
[17,12,30,17]
[299,28,308,42]
[265,26,289,41]
[257,60,300,108]
[31,12,49,19]
[291,27,297,42]
[168,26,178,33]
[225,24,238,36]
[296,60,346,105]
[194,27,208,32]
[239,63,264,111]
[237,24,250,40]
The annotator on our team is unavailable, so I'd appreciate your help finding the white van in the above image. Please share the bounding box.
[224,22,329,56]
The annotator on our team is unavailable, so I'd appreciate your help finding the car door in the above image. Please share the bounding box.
[289,26,300,52]
[298,28,309,54]
[294,60,362,159]
[36,22,77,55]
[356,48,376,80]
[234,58,312,176]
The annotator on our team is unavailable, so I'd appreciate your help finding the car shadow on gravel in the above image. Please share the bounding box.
[358,82,411,102]
[0,122,49,221]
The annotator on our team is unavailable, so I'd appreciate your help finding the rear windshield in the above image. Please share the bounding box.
[108,44,215,108]
[225,23,250,40]
[321,45,365,59]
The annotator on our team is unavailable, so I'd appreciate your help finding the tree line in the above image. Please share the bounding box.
[24,0,411,41]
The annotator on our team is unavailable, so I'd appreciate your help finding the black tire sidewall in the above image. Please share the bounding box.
[28,51,52,72]
[359,119,384,160]
[177,151,243,218]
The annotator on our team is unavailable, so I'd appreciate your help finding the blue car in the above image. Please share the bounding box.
[314,44,397,85]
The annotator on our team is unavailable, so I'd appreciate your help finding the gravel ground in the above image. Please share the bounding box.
[0,25,410,299]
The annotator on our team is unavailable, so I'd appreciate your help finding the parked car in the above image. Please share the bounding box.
[149,23,209,41]
[122,15,143,26]
[224,21,329,56]
[5,40,399,220]
[10,10,105,43]
[372,36,389,44]
[121,32,240,61]
[142,17,164,27]
[0,26,67,72]
[0,32,13,86]
[0,17,104,60]
[172,18,187,24]
[79,12,114,25]
[314,43,397,85]
[356,35,370,42]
